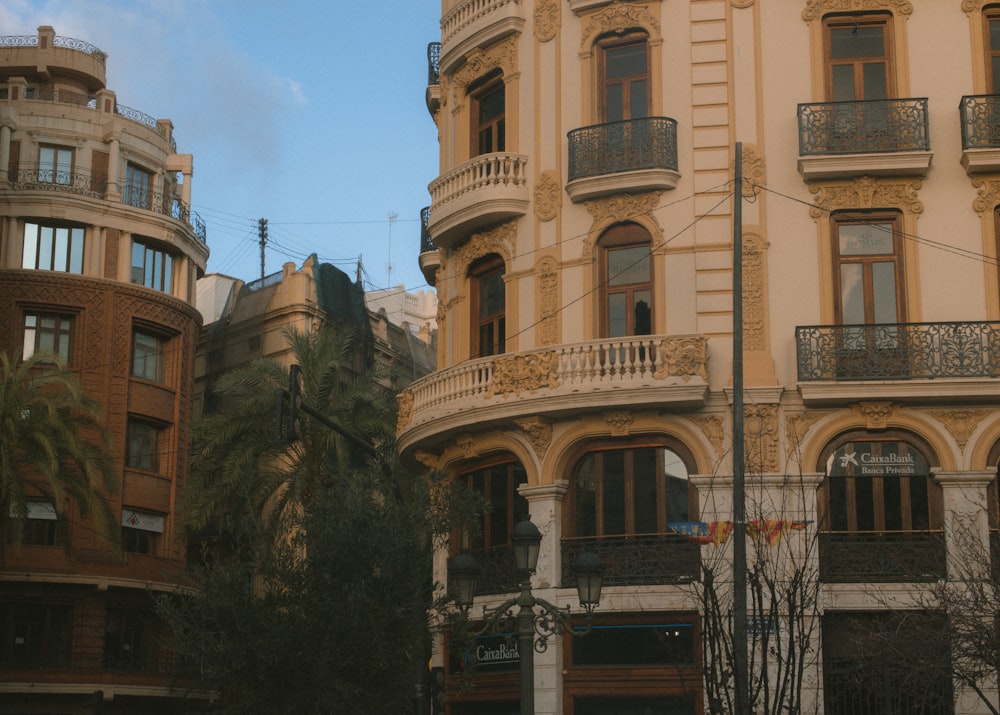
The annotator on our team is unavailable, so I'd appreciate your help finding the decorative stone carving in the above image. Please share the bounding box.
[456,435,475,457]
[802,0,912,22]
[605,411,634,437]
[583,192,663,254]
[534,0,560,42]
[538,256,560,346]
[972,176,1000,214]
[851,401,896,430]
[515,416,553,459]
[809,176,923,218]
[691,415,726,458]
[654,337,709,382]
[534,170,561,221]
[963,0,992,14]
[451,221,517,277]
[488,351,561,396]
[742,233,767,352]
[453,36,519,90]
[414,450,440,470]
[785,411,827,459]
[581,2,661,48]
[740,144,765,198]
[732,0,755,6]
[744,404,780,473]
[928,409,989,450]
[396,390,414,431]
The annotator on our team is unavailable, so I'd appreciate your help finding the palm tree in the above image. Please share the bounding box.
[0,350,119,551]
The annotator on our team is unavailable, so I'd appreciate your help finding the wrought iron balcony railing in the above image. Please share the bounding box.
[427,42,441,86]
[0,33,107,64]
[796,321,1000,381]
[960,94,1000,149]
[819,531,946,582]
[562,534,701,587]
[568,117,679,181]
[117,181,208,243]
[798,98,929,155]
[420,206,435,253]
[11,165,105,198]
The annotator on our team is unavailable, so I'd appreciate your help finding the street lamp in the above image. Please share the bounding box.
[447,517,604,715]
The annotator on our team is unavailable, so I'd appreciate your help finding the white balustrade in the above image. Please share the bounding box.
[441,0,522,46]
[428,153,529,211]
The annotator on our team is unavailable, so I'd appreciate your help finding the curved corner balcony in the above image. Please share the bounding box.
[396,334,709,455]
[418,206,440,287]
[960,94,1000,174]
[566,117,680,203]
[426,152,529,249]
[426,42,441,117]
[439,0,525,75]
[796,98,932,179]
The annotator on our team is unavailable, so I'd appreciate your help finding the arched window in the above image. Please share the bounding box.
[818,433,945,582]
[565,441,695,539]
[469,254,505,358]
[599,223,653,338]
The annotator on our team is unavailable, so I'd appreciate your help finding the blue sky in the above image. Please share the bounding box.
[5,0,441,292]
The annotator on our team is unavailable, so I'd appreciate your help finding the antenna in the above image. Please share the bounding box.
[258,217,268,281]
[387,211,398,287]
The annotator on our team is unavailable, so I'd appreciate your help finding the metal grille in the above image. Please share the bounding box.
[797,98,929,155]
[818,532,946,583]
[960,94,1000,149]
[427,42,441,86]
[562,535,701,587]
[420,206,435,253]
[568,117,678,182]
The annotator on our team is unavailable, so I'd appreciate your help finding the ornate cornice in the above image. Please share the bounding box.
[851,401,896,430]
[808,176,923,217]
[453,36,519,90]
[583,191,663,254]
[580,2,661,49]
[963,0,991,15]
[515,416,553,458]
[802,0,913,23]
[534,0,560,42]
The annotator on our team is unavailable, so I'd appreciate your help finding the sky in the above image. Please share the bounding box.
[3,0,441,293]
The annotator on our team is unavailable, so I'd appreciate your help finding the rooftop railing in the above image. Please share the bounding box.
[568,117,678,182]
[0,33,107,64]
[796,321,1000,381]
[798,98,929,155]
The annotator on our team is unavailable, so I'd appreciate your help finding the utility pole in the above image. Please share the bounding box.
[732,141,749,715]
[387,211,397,287]
[258,217,268,281]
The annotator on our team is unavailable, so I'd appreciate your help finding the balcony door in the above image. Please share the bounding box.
[600,34,649,123]
[825,14,894,101]
[986,8,1000,93]
[600,223,653,338]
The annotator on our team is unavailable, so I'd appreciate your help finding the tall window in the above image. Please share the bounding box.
[23,312,73,362]
[470,255,505,358]
[0,603,72,668]
[458,458,527,553]
[38,145,73,185]
[600,34,650,122]
[833,213,904,326]
[104,608,154,671]
[121,509,164,555]
[600,223,653,338]
[987,7,1000,92]
[131,239,174,293]
[125,163,152,209]
[824,13,893,101]
[566,443,695,538]
[132,329,165,382]
[126,419,162,473]
[22,222,85,273]
[471,73,505,156]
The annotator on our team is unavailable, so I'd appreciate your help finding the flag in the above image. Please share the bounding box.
[668,521,734,546]
[745,519,811,545]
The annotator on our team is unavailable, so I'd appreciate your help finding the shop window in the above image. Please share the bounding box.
[470,254,506,358]
[824,13,894,101]
[0,602,72,668]
[126,419,163,473]
[38,145,73,185]
[471,72,505,156]
[599,33,650,123]
[822,611,953,715]
[566,442,695,538]
[599,223,653,338]
[22,222,85,274]
[7,502,58,547]
[125,163,152,209]
[104,608,154,671]
[131,238,174,293]
[121,509,164,555]
[23,311,73,363]
[132,329,165,382]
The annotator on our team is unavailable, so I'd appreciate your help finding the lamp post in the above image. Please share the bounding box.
[448,518,604,715]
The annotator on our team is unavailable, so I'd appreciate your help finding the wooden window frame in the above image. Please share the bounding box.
[599,223,654,338]
[125,162,152,209]
[470,254,506,359]
[454,455,527,554]
[986,6,1000,93]
[126,418,164,474]
[823,12,895,101]
[22,310,74,363]
[37,144,74,185]
[598,32,651,123]
[131,328,166,383]
[470,72,505,157]
[832,211,906,326]
[0,602,72,668]
[564,438,697,539]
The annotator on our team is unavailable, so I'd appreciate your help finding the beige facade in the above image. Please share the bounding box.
[407,2,1000,713]
[0,27,209,713]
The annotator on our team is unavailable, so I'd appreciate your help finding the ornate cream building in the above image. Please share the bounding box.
[403,1,1000,713]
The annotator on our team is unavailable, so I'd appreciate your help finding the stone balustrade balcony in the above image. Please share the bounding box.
[439,0,525,74]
